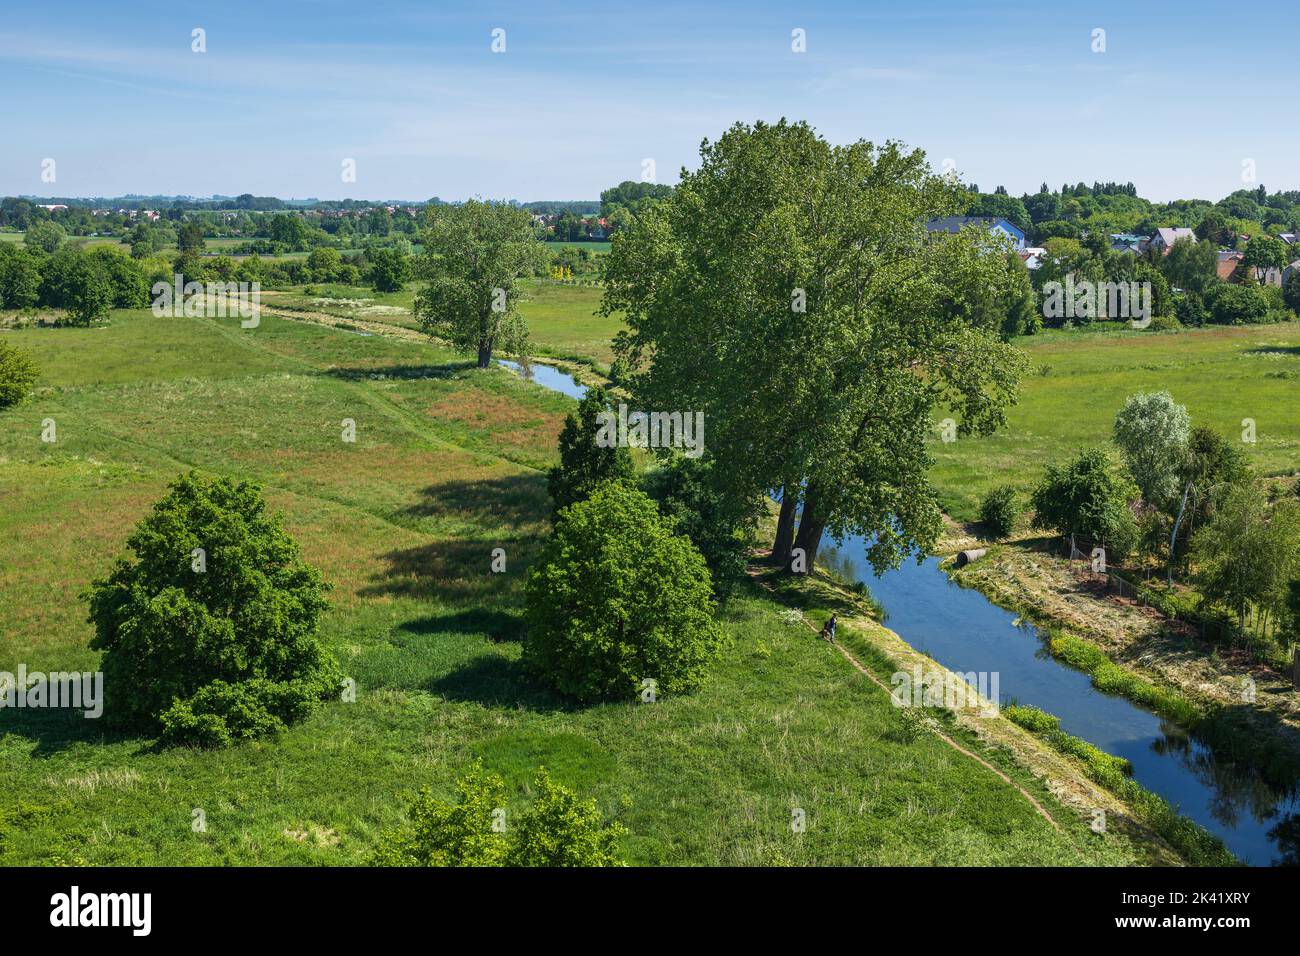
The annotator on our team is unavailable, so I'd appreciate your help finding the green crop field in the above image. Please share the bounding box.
[0,308,1145,866]
[931,323,1300,521]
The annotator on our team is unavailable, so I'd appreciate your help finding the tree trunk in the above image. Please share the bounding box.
[792,485,828,571]
[1293,645,1299,690]
[477,338,492,369]
[772,486,798,566]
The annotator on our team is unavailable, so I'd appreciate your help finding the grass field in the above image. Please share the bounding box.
[267,280,615,365]
[932,322,1300,521]
[0,307,1152,866]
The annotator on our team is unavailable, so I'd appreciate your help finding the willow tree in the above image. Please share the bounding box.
[414,200,546,368]
[602,119,1028,572]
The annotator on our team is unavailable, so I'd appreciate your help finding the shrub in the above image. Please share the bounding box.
[370,762,624,867]
[524,481,723,702]
[84,471,340,744]
[0,340,39,409]
[1031,447,1139,559]
[978,485,1019,540]
[642,455,755,601]
[1206,282,1269,325]
[546,384,633,518]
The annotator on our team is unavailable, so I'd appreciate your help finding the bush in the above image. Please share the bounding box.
[0,340,39,409]
[1205,282,1269,325]
[524,482,723,702]
[642,455,755,601]
[83,471,340,744]
[370,762,624,867]
[1031,447,1139,559]
[978,485,1019,539]
[546,385,633,518]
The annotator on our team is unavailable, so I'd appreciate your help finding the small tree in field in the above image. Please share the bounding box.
[525,482,722,703]
[1031,448,1139,559]
[414,200,546,368]
[0,340,39,409]
[546,385,633,518]
[84,472,340,746]
[1112,391,1190,509]
[370,762,624,867]
[978,485,1019,540]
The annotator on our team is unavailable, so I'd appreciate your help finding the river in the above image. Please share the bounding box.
[501,356,1300,865]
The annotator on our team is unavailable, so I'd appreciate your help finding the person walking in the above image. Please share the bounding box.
[821,613,837,645]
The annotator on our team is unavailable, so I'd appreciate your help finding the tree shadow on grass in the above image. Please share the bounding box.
[3,706,150,759]
[398,606,525,643]
[397,472,550,533]
[359,537,541,605]
[426,654,573,714]
[1245,345,1300,357]
[323,361,471,381]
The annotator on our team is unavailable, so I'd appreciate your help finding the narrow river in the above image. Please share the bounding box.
[502,358,1300,865]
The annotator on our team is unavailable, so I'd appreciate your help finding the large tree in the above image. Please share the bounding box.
[602,119,1028,571]
[414,200,546,368]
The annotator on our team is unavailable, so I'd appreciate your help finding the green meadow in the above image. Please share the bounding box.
[931,323,1300,520]
[0,308,1145,866]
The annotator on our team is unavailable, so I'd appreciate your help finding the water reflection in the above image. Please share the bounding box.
[820,538,1300,865]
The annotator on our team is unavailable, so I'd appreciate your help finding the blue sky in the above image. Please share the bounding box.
[1,0,1294,202]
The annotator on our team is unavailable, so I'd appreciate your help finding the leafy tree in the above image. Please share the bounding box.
[978,485,1019,540]
[603,120,1027,572]
[87,247,150,308]
[1285,271,1300,314]
[0,340,39,409]
[83,472,340,745]
[524,482,722,702]
[366,247,408,293]
[1112,391,1191,508]
[1192,487,1300,641]
[1194,209,1234,246]
[414,200,545,367]
[1242,235,1287,277]
[43,250,113,326]
[370,762,624,867]
[1161,236,1217,295]
[546,385,633,517]
[24,220,66,254]
[0,245,42,309]
[177,221,206,254]
[267,213,309,250]
[1206,282,1270,325]
[642,455,757,601]
[1031,448,1139,559]
[307,246,342,282]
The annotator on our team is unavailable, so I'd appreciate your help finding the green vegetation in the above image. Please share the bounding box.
[928,324,1300,521]
[370,762,625,866]
[546,384,633,517]
[1002,702,1235,867]
[0,307,1135,865]
[0,339,39,407]
[524,482,722,703]
[978,485,1019,540]
[83,472,342,746]
[1030,447,1139,558]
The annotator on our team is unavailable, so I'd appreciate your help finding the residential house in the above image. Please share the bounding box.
[1216,250,1244,281]
[924,215,1026,250]
[1109,233,1146,254]
[1017,247,1047,270]
[1148,227,1196,255]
